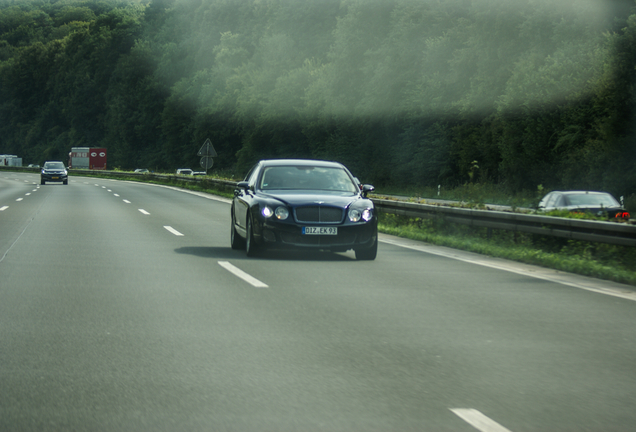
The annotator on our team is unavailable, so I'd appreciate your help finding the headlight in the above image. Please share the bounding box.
[262,206,274,218]
[349,209,361,222]
[349,208,373,222]
[275,206,289,220]
[262,205,289,220]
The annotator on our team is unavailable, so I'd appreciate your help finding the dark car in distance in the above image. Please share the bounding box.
[538,190,630,220]
[40,161,68,185]
[231,159,378,260]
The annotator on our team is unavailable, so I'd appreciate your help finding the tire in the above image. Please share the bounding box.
[63,180,68,185]
[355,237,377,260]
[245,215,260,257]
[230,208,245,250]
[40,179,45,185]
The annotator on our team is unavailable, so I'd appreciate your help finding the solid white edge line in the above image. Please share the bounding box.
[119,180,232,204]
[379,237,636,302]
[138,209,150,215]
[450,409,513,432]
[163,226,184,236]
[218,261,268,288]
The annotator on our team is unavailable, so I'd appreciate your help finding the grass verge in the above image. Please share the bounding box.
[379,213,636,287]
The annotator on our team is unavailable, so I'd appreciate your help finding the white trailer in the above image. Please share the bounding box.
[0,155,22,166]
[68,147,90,169]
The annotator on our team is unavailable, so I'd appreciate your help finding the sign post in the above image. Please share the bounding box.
[197,138,217,173]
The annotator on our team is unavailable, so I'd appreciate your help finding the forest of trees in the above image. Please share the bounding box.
[1,0,636,197]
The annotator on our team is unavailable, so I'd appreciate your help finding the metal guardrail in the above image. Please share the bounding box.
[4,167,633,247]
[373,198,636,247]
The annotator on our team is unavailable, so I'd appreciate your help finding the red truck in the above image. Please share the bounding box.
[68,147,107,170]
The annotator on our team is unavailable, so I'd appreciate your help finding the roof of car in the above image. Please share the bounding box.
[550,191,611,195]
[258,159,344,168]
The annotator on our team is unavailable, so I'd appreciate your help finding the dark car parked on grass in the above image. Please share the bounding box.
[538,190,630,220]
[40,161,68,185]
[231,159,378,260]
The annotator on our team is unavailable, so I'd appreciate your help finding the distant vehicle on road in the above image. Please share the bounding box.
[538,191,629,220]
[193,171,207,176]
[176,169,193,175]
[40,161,68,185]
[231,159,378,259]
[134,168,149,173]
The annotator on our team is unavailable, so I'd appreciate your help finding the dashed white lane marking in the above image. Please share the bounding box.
[25,193,31,196]
[114,194,120,197]
[163,226,184,236]
[0,206,8,211]
[16,198,23,202]
[218,261,268,288]
[450,409,513,432]
[123,199,131,204]
[138,209,150,215]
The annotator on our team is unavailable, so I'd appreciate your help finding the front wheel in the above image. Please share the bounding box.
[245,215,260,257]
[230,208,245,250]
[355,237,377,260]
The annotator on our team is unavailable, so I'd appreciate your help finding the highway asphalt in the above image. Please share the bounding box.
[1,172,635,431]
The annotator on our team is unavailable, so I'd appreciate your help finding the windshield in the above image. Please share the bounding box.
[44,162,65,170]
[565,193,618,207]
[259,166,359,193]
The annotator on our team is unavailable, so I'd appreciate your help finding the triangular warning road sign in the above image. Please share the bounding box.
[197,138,217,157]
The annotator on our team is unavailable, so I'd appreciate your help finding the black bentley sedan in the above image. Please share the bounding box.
[231,159,377,260]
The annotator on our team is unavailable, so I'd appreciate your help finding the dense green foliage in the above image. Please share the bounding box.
[1,0,636,200]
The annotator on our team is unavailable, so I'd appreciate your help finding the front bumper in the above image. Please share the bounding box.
[41,173,68,182]
[255,218,377,250]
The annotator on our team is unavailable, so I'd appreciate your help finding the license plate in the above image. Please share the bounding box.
[52,176,59,179]
[302,227,338,235]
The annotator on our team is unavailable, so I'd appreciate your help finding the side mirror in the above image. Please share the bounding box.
[237,181,249,190]
[361,184,374,197]
[234,181,249,196]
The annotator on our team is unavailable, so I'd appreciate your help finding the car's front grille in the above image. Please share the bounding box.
[295,206,344,224]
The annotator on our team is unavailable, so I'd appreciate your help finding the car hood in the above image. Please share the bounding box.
[258,191,365,208]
